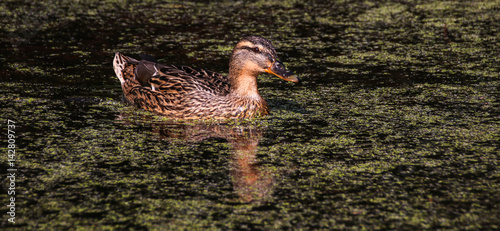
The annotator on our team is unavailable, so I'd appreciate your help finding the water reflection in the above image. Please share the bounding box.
[118,113,274,202]
[229,129,274,202]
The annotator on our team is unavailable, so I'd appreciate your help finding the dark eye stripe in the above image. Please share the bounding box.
[240,46,260,53]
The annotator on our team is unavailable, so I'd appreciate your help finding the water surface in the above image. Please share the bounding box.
[1,0,499,229]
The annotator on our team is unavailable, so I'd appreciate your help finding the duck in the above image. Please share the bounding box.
[113,36,300,119]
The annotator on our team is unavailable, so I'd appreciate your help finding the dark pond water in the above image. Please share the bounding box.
[1,0,499,229]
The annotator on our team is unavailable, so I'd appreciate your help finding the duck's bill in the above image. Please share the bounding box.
[265,61,301,83]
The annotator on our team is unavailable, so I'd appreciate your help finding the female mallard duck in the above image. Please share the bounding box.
[113,36,300,119]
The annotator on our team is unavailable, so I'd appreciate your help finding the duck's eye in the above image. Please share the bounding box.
[252,47,260,52]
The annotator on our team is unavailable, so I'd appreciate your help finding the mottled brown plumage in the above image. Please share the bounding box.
[113,36,300,119]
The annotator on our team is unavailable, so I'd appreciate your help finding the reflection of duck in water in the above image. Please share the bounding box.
[230,133,274,202]
[113,36,300,119]
[154,122,274,202]
[117,113,275,202]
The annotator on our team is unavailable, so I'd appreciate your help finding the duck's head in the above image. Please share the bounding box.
[229,36,300,84]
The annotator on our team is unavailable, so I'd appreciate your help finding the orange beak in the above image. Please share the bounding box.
[265,61,301,83]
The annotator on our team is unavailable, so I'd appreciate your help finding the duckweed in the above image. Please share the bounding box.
[0,0,499,230]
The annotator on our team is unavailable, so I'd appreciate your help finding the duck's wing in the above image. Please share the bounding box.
[137,59,230,96]
[169,65,230,95]
[135,59,157,87]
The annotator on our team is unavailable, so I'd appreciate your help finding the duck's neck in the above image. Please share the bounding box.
[228,63,262,99]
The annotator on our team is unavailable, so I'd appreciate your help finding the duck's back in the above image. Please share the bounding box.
[153,64,231,96]
[134,55,231,96]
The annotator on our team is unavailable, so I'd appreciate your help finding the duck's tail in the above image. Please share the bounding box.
[113,52,139,84]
